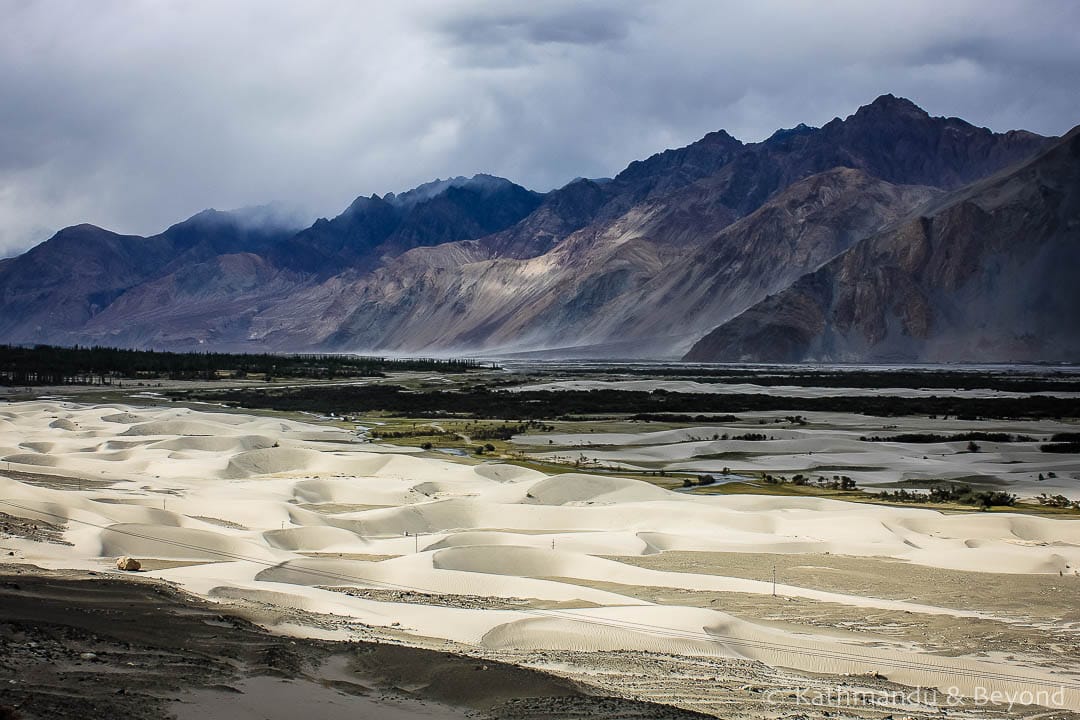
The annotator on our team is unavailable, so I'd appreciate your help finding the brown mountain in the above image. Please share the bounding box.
[0,178,540,347]
[264,96,1045,356]
[0,95,1059,358]
[294,167,938,357]
[684,126,1080,363]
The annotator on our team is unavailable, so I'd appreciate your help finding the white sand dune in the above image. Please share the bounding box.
[102,439,158,450]
[149,434,278,453]
[48,418,79,431]
[526,473,672,504]
[424,530,650,556]
[4,452,62,466]
[102,411,150,424]
[254,554,642,606]
[516,416,1080,499]
[482,607,739,656]
[223,447,330,478]
[100,523,280,562]
[2,399,1079,710]
[122,419,240,437]
[263,525,370,551]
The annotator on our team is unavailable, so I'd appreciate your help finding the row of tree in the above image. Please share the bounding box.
[0,344,493,386]
[877,484,1017,509]
[859,431,1036,443]
[176,383,1080,420]
[1034,493,1080,510]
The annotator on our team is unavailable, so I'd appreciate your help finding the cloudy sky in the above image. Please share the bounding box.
[1,0,1077,257]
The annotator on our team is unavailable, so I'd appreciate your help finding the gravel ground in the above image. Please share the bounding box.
[0,565,710,720]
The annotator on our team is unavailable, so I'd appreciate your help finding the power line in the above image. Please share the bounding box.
[2,497,1078,693]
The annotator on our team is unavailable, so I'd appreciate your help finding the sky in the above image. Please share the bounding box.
[1,0,1078,257]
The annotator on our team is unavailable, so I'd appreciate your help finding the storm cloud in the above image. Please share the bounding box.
[1,0,1077,256]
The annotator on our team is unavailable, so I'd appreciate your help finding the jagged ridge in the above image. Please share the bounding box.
[684,126,1080,363]
[0,95,1058,360]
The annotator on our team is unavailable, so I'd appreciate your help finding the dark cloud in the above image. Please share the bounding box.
[436,1,639,59]
[0,0,1077,257]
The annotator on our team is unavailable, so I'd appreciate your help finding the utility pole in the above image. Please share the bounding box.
[415,532,419,554]
[772,565,777,597]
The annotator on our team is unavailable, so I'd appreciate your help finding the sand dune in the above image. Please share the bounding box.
[263,525,370,551]
[526,473,672,504]
[223,447,330,478]
[150,434,278,453]
[429,544,987,616]
[516,415,1080,500]
[1,400,1079,711]
[254,554,640,606]
[100,523,279,561]
[122,418,239,437]
[102,411,150,423]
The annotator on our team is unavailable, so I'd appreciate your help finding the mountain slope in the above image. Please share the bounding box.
[0,95,1058,357]
[684,126,1080,363]
[265,96,1044,356]
[248,168,935,356]
[0,177,539,348]
[0,224,172,342]
[0,208,304,346]
[267,175,542,275]
[476,130,747,261]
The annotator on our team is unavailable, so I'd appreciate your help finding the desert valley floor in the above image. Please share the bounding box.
[1,392,1079,719]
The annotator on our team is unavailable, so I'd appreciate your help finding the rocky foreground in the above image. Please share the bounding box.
[0,565,706,720]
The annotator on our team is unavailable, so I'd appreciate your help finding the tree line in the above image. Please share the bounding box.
[877,483,1018,509]
[174,383,1080,421]
[0,344,492,386]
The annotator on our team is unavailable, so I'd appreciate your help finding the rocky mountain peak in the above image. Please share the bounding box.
[342,193,393,217]
[855,93,931,119]
[385,174,524,209]
[765,123,816,144]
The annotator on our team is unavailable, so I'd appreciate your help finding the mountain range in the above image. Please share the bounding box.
[2,94,1074,362]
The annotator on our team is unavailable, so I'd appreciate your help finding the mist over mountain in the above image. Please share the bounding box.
[0,95,1067,362]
